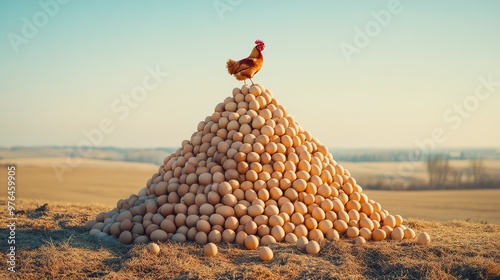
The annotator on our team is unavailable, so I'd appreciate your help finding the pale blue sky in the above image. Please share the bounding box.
[1,1,499,149]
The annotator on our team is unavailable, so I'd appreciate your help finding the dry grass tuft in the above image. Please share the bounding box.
[1,198,499,279]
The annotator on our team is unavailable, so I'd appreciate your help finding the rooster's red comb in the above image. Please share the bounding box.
[255,40,265,46]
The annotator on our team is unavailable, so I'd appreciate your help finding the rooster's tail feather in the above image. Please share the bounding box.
[226,59,237,75]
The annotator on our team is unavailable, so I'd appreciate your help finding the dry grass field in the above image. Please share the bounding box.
[0,199,499,279]
[0,158,157,206]
[368,189,500,224]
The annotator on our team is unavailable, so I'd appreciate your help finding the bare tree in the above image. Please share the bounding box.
[470,159,484,186]
[448,168,463,188]
[427,154,450,189]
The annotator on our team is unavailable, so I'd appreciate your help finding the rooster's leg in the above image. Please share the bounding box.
[249,78,255,85]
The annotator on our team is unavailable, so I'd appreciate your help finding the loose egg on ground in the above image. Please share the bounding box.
[204,243,218,256]
[259,247,274,261]
[147,243,160,254]
[417,232,431,245]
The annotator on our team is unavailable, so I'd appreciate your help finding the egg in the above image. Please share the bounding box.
[372,229,386,241]
[222,229,236,243]
[187,227,198,241]
[172,233,187,243]
[260,235,277,246]
[89,228,101,237]
[134,235,150,244]
[305,217,318,231]
[252,116,266,129]
[209,214,225,227]
[248,205,264,217]
[259,247,274,261]
[199,204,215,216]
[244,235,260,250]
[311,207,326,222]
[264,205,280,216]
[145,224,160,236]
[285,233,298,244]
[92,222,105,231]
[224,216,239,230]
[217,182,232,196]
[359,218,375,231]
[269,215,285,228]
[318,220,333,234]
[361,203,374,215]
[326,229,340,241]
[346,227,360,239]
[383,215,397,228]
[332,199,344,212]
[417,232,431,245]
[296,236,309,250]
[244,221,258,235]
[119,231,133,244]
[85,220,98,231]
[325,211,337,222]
[271,226,286,242]
[235,231,248,245]
[359,228,372,241]
[222,194,238,207]
[345,200,361,212]
[294,224,308,238]
[394,215,404,227]
[354,236,366,245]
[208,230,222,244]
[333,220,348,234]
[404,228,416,239]
[160,219,177,234]
[391,227,404,241]
[196,220,211,234]
[317,184,332,198]
[257,225,270,237]
[204,243,218,257]
[305,240,320,255]
[147,243,160,254]
[308,229,324,241]
[320,200,334,212]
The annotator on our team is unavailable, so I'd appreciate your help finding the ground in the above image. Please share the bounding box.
[1,199,499,280]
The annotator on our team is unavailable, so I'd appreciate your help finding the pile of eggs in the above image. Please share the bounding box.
[86,84,429,259]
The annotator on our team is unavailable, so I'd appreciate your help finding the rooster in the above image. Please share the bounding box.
[226,40,265,85]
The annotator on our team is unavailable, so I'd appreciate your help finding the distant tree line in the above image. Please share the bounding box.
[333,148,500,162]
[363,155,499,190]
[424,155,497,190]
